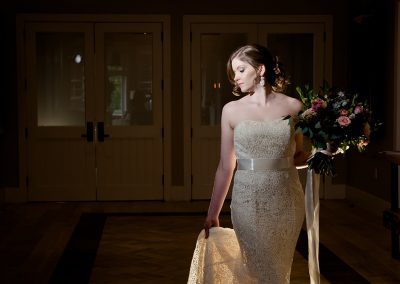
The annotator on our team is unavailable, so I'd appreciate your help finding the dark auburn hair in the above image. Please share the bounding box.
[227,44,289,95]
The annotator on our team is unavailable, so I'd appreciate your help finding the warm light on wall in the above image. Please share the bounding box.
[212,82,221,89]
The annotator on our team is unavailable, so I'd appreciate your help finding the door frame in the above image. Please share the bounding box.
[395,1,400,204]
[12,14,171,202]
[396,1,400,152]
[183,15,333,201]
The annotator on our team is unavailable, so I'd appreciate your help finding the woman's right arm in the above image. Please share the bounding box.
[204,103,237,238]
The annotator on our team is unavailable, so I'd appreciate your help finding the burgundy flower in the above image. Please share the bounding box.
[311,98,327,111]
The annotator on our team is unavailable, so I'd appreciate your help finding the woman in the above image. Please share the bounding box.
[188,44,311,283]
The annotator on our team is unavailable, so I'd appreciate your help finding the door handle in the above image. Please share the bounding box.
[81,121,94,142]
[97,122,110,142]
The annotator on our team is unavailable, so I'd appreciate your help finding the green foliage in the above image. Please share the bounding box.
[295,81,382,176]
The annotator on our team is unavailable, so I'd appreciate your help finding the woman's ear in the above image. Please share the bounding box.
[258,65,266,76]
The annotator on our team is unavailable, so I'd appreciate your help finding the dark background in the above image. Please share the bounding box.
[0,0,395,200]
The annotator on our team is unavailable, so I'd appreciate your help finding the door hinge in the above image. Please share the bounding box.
[25,128,28,140]
[26,176,29,188]
[161,128,164,138]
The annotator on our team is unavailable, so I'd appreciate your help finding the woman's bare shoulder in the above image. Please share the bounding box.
[222,98,248,127]
[275,92,303,115]
[223,97,247,112]
[221,100,238,119]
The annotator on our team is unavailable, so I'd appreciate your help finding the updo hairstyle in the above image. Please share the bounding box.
[226,44,289,96]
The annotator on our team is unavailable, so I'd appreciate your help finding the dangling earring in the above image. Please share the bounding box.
[260,76,265,87]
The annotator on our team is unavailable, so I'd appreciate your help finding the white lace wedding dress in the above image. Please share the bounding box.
[188,118,305,283]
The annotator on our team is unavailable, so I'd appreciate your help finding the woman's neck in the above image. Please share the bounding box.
[248,85,274,106]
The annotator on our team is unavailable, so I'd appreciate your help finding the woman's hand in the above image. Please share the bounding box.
[204,216,220,239]
[294,150,311,168]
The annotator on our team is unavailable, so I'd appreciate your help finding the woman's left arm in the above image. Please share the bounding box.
[289,98,311,167]
[294,131,311,167]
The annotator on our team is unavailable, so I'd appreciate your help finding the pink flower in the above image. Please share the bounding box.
[337,116,351,126]
[354,105,363,114]
[340,109,348,116]
[311,98,327,111]
[302,108,317,120]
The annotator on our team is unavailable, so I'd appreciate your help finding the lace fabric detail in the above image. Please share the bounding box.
[188,118,305,284]
[234,119,295,159]
[231,169,304,283]
[188,228,256,284]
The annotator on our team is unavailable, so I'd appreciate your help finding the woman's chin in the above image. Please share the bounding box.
[240,87,254,93]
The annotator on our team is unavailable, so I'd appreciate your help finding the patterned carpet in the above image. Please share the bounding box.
[50,212,369,284]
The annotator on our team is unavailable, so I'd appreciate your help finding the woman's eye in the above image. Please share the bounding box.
[239,68,245,73]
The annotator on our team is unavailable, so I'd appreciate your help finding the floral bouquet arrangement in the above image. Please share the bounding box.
[295,83,381,176]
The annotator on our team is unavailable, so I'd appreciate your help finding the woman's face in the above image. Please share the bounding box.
[231,57,258,93]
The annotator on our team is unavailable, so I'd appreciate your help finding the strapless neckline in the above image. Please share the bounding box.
[234,117,289,131]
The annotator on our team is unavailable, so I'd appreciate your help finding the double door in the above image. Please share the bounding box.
[25,22,164,201]
[190,21,327,199]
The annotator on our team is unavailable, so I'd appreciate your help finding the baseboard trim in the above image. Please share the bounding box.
[5,187,27,202]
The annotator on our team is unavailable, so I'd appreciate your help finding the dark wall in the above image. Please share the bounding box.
[2,0,394,201]
[346,0,395,201]
[0,12,18,188]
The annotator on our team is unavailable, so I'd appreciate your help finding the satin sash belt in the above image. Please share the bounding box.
[237,157,294,170]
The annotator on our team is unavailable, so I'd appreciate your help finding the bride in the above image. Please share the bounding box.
[188,44,312,283]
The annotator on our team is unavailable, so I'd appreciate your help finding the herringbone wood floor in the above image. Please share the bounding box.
[0,200,399,283]
[90,215,328,284]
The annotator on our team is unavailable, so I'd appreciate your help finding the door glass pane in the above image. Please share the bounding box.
[267,34,313,97]
[200,34,247,126]
[104,33,153,126]
[37,33,85,126]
